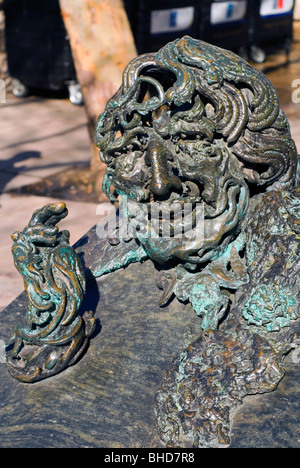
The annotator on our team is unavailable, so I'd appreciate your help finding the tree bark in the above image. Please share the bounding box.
[59,0,137,200]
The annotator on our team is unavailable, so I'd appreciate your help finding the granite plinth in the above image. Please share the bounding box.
[0,231,299,448]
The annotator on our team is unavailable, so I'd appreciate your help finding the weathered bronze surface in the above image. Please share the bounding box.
[93,36,299,447]
[95,35,297,331]
[154,187,299,447]
[5,202,95,383]
[2,36,299,448]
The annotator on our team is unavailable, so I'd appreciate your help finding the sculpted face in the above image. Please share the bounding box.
[95,36,297,266]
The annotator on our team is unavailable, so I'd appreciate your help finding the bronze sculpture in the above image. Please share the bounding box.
[5,36,299,448]
[92,36,299,447]
[94,35,297,329]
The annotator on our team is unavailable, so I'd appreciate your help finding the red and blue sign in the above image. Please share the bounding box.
[260,0,294,17]
[275,0,284,8]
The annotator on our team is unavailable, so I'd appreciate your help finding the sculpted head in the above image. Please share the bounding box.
[95,36,297,266]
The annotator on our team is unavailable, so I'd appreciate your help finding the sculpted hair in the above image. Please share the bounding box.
[96,36,297,191]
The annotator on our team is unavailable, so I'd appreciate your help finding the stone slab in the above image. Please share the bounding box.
[0,227,299,448]
[230,354,300,448]
[0,259,201,448]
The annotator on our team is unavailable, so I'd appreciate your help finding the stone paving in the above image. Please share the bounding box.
[0,93,102,311]
[0,24,300,312]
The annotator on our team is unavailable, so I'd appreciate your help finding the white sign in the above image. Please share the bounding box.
[260,0,294,16]
[150,7,195,35]
[210,1,247,25]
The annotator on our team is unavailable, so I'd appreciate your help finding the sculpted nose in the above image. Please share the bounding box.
[145,139,182,197]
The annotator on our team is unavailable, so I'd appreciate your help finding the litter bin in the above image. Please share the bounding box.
[3,0,83,105]
[248,0,295,62]
[125,0,201,54]
[201,0,249,55]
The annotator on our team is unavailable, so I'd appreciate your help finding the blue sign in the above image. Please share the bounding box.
[226,3,234,18]
[169,11,178,28]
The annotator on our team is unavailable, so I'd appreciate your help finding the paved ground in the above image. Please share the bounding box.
[0,94,103,310]
[0,25,300,312]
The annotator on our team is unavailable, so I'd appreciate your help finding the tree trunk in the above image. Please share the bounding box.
[59,0,137,200]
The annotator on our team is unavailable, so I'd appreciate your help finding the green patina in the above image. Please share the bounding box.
[242,284,298,331]
[190,279,230,331]
[173,232,248,330]
[93,245,148,278]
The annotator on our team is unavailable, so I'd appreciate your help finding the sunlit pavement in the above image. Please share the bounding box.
[0,94,101,311]
[0,25,300,311]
